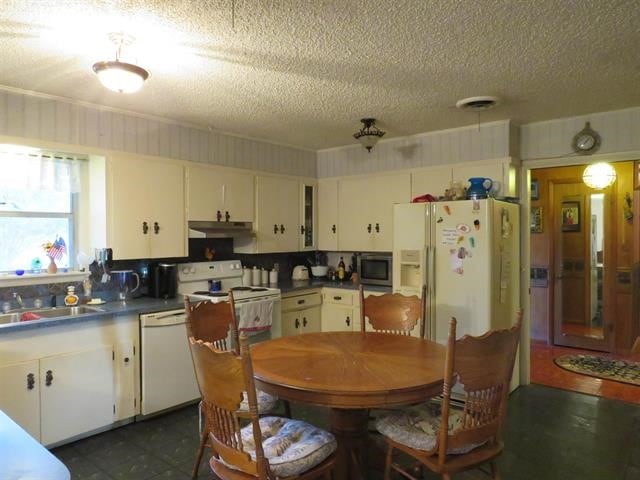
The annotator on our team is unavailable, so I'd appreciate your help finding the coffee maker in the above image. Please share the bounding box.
[149,263,177,299]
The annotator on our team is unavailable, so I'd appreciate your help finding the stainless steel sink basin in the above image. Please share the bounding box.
[0,306,104,324]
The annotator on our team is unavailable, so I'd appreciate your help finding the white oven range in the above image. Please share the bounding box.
[139,260,281,417]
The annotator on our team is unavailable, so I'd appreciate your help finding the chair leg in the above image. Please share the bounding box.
[192,429,208,479]
[283,399,292,418]
[490,460,501,479]
[383,443,394,480]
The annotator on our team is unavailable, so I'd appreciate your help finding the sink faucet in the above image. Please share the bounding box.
[12,292,24,309]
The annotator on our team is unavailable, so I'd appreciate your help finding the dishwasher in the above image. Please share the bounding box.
[139,309,201,417]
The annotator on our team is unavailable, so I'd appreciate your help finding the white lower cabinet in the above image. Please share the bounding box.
[40,346,115,445]
[281,291,322,336]
[321,288,359,332]
[0,316,138,446]
[0,360,40,440]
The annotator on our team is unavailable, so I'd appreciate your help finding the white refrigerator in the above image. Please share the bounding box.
[393,199,520,346]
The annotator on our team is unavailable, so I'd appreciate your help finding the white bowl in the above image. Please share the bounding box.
[310,265,329,277]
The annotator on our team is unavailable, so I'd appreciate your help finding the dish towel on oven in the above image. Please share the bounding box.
[238,300,273,335]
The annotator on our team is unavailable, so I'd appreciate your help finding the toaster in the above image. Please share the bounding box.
[291,265,309,280]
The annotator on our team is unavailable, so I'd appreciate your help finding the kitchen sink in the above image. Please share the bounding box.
[0,306,104,324]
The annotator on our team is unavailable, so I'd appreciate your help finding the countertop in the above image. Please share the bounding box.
[278,279,392,295]
[0,297,184,335]
[0,282,391,334]
[0,409,70,480]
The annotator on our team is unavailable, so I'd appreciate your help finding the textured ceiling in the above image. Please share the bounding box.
[0,0,639,151]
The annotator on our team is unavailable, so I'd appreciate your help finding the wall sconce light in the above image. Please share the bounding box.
[582,162,616,189]
[353,118,385,152]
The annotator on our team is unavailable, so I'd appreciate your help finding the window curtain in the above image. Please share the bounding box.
[0,151,85,193]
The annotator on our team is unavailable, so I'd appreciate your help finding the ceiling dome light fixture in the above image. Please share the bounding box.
[583,162,617,189]
[353,118,385,152]
[92,33,149,94]
[455,96,500,111]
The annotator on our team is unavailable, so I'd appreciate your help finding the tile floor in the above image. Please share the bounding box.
[52,384,640,480]
[531,340,640,405]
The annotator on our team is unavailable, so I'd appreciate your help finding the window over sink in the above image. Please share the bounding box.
[0,146,87,273]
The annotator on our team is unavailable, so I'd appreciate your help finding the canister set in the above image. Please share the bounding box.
[243,266,278,286]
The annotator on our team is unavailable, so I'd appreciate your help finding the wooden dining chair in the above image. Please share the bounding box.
[184,293,289,479]
[189,334,337,480]
[376,311,522,480]
[359,285,426,337]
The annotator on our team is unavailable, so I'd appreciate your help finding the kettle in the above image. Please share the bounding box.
[467,177,493,199]
[291,265,309,280]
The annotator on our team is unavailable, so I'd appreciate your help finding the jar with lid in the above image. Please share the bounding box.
[64,286,79,306]
[251,266,260,286]
[261,268,268,285]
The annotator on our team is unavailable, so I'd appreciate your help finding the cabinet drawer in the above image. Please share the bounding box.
[322,288,355,306]
[282,292,322,312]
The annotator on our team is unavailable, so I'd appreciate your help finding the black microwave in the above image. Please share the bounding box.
[356,254,393,286]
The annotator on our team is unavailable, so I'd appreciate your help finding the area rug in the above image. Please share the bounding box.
[554,354,640,386]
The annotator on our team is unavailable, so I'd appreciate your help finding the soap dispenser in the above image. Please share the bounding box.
[64,286,79,306]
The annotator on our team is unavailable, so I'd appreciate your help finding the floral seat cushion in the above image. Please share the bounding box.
[239,389,278,414]
[234,416,336,477]
[375,403,485,454]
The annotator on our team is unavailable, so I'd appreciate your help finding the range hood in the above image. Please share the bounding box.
[188,221,255,239]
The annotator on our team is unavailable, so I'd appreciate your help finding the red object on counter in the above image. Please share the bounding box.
[20,312,42,321]
[412,193,437,203]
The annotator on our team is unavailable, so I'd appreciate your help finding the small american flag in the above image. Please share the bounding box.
[48,236,66,260]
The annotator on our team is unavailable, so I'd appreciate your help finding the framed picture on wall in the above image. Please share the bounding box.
[561,201,580,232]
[531,179,539,201]
[530,207,543,233]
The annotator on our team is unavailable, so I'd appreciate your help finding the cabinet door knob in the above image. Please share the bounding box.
[274,224,279,234]
[331,224,336,234]
[45,370,53,387]
[142,221,149,234]
[225,211,230,222]
[302,317,307,327]
[367,223,372,233]
[124,357,130,364]
[346,316,350,327]
[216,210,222,222]
[295,318,300,328]
[280,224,285,234]
[27,373,35,390]
[153,222,160,234]
[375,223,380,233]
[297,299,305,305]
[333,296,342,301]
[300,225,305,234]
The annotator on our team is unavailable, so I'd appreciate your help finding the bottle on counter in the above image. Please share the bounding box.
[64,286,79,306]
[269,268,278,285]
[242,267,252,286]
[261,267,268,285]
[337,256,346,282]
[251,266,260,286]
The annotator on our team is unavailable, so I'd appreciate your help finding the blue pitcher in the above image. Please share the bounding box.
[467,177,493,199]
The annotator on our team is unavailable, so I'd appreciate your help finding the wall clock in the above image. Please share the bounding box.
[572,121,601,155]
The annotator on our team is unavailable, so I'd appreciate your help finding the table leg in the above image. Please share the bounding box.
[328,408,369,480]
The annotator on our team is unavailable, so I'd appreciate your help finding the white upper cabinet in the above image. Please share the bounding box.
[254,176,300,253]
[338,173,410,252]
[108,155,186,260]
[318,178,338,251]
[187,165,254,223]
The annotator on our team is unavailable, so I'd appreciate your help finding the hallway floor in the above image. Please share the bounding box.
[531,340,640,405]
[52,385,640,480]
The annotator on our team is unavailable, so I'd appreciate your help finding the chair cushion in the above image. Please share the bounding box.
[375,403,484,454]
[236,416,336,477]
[239,390,278,414]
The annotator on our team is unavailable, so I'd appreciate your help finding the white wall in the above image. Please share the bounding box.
[520,106,640,160]
[0,89,317,177]
[317,120,515,178]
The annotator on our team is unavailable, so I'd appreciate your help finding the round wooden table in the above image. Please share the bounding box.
[251,331,447,480]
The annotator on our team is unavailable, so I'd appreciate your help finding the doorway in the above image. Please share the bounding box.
[529,161,636,354]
